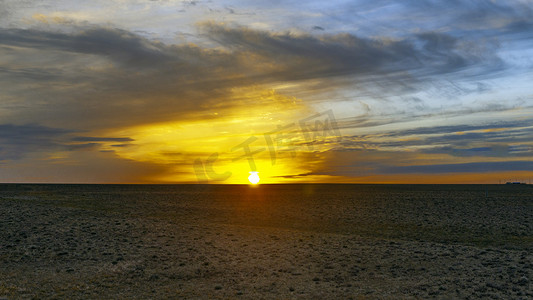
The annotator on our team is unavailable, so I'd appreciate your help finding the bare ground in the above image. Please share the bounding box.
[0,184,532,299]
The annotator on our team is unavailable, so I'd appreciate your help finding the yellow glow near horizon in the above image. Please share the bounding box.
[103,86,323,183]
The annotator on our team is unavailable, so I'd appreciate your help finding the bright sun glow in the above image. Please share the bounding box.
[106,87,314,183]
[248,171,260,184]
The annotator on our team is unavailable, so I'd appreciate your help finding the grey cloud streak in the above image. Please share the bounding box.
[381,161,533,175]
[0,124,71,160]
[0,28,166,64]
[0,22,507,131]
[335,118,533,157]
[0,124,133,161]
[201,22,500,81]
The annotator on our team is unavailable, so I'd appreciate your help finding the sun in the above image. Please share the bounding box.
[248,171,260,184]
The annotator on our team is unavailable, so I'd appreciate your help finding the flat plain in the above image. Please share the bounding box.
[0,184,532,299]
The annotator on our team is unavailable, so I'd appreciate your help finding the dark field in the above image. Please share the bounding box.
[1,184,532,299]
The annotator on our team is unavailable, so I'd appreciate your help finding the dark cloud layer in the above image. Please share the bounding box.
[382,161,533,174]
[336,118,533,159]
[0,124,133,161]
[0,21,507,131]
[72,137,134,142]
[0,28,170,66]
[0,124,71,160]
[201,22,501,81]
[340,0,533,39]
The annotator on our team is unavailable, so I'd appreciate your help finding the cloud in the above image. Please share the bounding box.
[334,123,533,164]
[201,22,502,81]
[379,119,533,137]
[382,161,533,174]
[0,1,9,20]
[0,27,173,67]
[0,28,215,129]
[0,123,134,161]
[0,124,71,160]
[285,147,533,179]
[338,0,533,35]
[423,145,533,158]
[72,136,134,142]
[1,23,503,132]
[0,150,170,183]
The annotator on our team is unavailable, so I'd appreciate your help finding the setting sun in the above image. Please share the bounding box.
[248,172,260,184]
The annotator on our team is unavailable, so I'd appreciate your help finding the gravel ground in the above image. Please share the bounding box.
[0,184,532,299]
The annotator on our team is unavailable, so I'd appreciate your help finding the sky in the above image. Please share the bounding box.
[1,0,532,184]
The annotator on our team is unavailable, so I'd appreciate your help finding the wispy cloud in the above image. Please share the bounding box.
[0,124,134,161]
[0,124,71,160]
[382,161,533,174]
[0,21,509,130]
